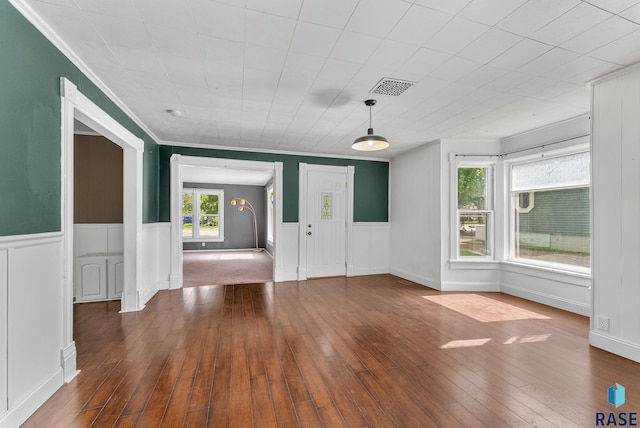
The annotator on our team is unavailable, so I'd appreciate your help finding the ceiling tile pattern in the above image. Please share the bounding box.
[22,0,640,158]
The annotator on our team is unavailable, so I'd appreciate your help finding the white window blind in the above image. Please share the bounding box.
[511,152,590,192]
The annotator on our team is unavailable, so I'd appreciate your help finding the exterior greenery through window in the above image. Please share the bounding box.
[510,152,590,268]
[458,166,493,257]
[182,188,224,241]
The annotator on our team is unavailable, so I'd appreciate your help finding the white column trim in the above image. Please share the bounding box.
[60,78,145,382]
[298,163,308,281]
[273,162,285,282]
[346,165,355,277]
[169,154,183,289]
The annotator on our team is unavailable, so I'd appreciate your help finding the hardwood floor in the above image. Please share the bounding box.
[24,275,640,427]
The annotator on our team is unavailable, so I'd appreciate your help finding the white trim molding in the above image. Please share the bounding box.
[60,78,145,394]
[502,283,590,316]
[169,156,284,287]
[590,331,640,363]
[0,369,63,428]
[61,78,145,315]
[389,268,441,291]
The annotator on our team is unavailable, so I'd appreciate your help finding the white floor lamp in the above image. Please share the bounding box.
[230,198,260,251]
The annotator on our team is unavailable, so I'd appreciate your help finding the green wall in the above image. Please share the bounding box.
[0,1,159,237]
[0,0,388,236]
[159,146,389,223]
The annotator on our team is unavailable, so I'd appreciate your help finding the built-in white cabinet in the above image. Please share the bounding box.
[74,253,123,302]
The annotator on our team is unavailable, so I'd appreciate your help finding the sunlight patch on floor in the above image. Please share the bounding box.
[503,334,551,344]
[422,293,551,322]
[441,338,492,349]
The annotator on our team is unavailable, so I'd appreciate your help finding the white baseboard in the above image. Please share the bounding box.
[119,291,145,313]
[169,273,182,289]
[590,331,640,364]
[441,281,501,292]
[274,268,298,282]
[0,369,63,428]
[60,343,79,383]
[276,271,299,282]
[501,283,590,316]
[141,280,168,306]
[351,267,390,277]
[389,268,441,290]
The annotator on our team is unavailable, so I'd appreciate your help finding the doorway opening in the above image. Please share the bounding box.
[60,78,144,382]
[180,165,275,286]
[72,129,125,303]
[169,156,283,288]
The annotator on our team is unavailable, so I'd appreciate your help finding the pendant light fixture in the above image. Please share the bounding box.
[352,99,389,151]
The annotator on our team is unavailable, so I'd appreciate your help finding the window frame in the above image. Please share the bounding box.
[505,149,590,274]
[451,159,496,262]
[182,187,225,242]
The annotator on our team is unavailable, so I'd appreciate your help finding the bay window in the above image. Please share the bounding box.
[510,152,590,269]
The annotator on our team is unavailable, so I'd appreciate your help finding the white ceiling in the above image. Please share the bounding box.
[181,165,273,185]
[21,0,640,159]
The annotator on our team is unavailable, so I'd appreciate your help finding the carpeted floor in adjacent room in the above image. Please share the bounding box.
[182,250,273,287]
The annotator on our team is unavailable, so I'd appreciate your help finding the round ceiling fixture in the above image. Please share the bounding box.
[352,99,389,151]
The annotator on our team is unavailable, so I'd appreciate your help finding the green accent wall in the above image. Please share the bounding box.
[0,0,388,235]
[0,1,159,236]
[159,146,389,223]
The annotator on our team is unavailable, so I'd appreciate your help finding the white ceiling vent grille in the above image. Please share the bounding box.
[370,78,415,96]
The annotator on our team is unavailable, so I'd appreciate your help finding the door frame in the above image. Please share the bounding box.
[169,155,283,287]
[60,78,144,381]
[298,163,355,280]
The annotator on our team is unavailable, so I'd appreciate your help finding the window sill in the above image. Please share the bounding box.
[183,238,225,243]
[450,259,501,270]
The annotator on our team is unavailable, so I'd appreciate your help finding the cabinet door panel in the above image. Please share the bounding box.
[75,259,107,301]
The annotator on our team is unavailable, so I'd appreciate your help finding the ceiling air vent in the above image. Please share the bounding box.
[370,78,415,96]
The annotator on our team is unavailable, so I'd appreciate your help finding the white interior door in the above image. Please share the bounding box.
[305,167,347,278]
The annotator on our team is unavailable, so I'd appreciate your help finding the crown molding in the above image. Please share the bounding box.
[158,140,391,163]
[9,0,161,145]
[587,60,640,87]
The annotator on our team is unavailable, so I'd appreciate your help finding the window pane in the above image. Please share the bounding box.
[182,193,193,238]
[512,152,589,191]
[514,188,590,267]
[199,194,219,238]
[459,212,490,257]
[458,168,486,210]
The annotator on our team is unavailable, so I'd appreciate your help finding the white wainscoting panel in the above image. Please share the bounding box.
[73,224,123,258]
[280,223,299,281]
[0,249,7,416]
[501,263,590,316]
[590,66,640,362]
[140,223,171,306]
[0,234,65,428]
[352,223,390,276]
